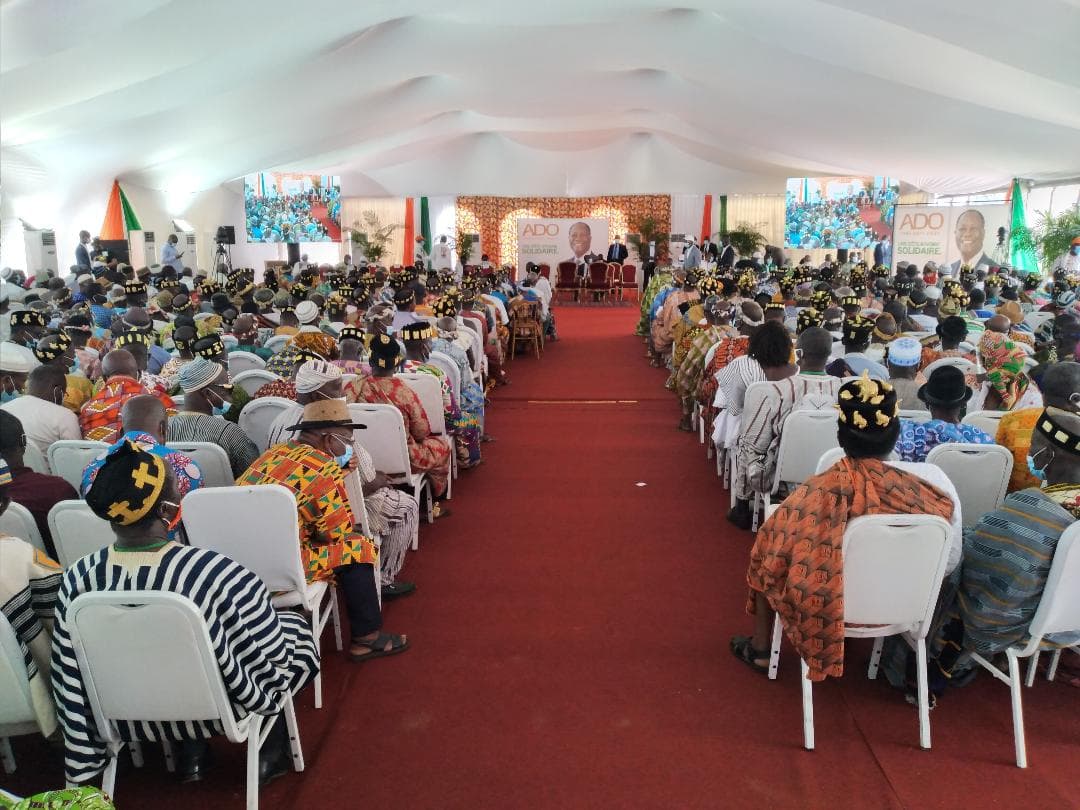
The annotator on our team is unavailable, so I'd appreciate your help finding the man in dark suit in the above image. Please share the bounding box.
[75,230,92,270]
[718,236,737,268]
[606,235,629,264]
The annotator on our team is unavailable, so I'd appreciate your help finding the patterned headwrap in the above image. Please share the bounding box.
[32,331,72,363]
[85,440,168,526]
[836,372,899,432]
[796,308,823,332]
[979,331,1029,409]
[295,359,343,394]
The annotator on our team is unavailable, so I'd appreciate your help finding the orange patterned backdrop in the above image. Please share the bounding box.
[456,195,671,266]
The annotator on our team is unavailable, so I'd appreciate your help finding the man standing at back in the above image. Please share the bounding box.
[606,234,628,265]
[74,231,92,271]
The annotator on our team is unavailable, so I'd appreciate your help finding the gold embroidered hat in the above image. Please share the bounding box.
[1036,408,1080,454]
[85,440,169,526]
[368,333,402,369]
[837,372,898,432]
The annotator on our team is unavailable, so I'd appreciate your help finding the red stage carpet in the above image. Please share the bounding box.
[859,203,886,241]
[6,307,1076,807]
[310,202,341,241]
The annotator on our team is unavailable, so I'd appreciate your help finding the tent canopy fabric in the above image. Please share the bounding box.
[2,0,1078,198]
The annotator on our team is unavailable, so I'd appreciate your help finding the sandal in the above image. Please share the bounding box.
[730,635,770,674]
[349,632,409,662]
[432,502,451,520]
[381,581,416,600]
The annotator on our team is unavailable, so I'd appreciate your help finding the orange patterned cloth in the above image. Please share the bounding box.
[237,441,377,582]
[995,407,1042,491]
[78,376,175,442]
[746,457,954,681]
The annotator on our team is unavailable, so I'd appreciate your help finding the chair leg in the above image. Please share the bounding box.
[330,585,343,652]
[801,659,815,750]
[1047,649,1063,682]
[311,601,324,710]
[246,714,263,810]
[0,737,15,774]
[768,615,783,680]
[867,637,884,680]
[129,740,144,768]
[283,695,305,772]
[916,638,931,749]
[1008,652,1028,767]
[101,743,120,799]
[1025,650,1040,687]
[162,739,175,773]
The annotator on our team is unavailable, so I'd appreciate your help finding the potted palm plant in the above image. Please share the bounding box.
[723,223,767,258]
[350,211,400,264]
[627,216,669,263]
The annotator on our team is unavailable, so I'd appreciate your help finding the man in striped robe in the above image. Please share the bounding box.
[52,441,319,785]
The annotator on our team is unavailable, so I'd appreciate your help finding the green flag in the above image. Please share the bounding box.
[1008,178,1038,273]
[118,185,142,232]
[419,197,431,267]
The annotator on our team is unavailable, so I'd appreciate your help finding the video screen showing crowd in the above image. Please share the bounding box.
[785,176,899,251]
[244,172,341,243]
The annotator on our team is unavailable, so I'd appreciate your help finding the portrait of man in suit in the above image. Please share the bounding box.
[947,209,993,274]
[565,221,592,264]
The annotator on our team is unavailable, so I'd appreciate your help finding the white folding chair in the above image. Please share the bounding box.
[752,409,840,532]
[232,369,278,397]
[396,371,456,495]
[181,485,340,709]
[348,404,433,551]
[1022,311,1054,333]
[238,396,296,453]
[228,350,267,377]
[22,444,49,475]
[923,357,980,377]
[220,334,239,350]
[164,441,234,487]
[968,523,1080,767]
[961,409,1006,438]
[898,409,933,423]
[47,439,108,492]
[767,515,951,751]
[695,342,722,449]
[47,501,114,568]
[428,352,461,404]
[262,335,290,354]
[67,590,304,808]
[0,614,41,774]
[0,502,46,556]
[925,443,1012,526]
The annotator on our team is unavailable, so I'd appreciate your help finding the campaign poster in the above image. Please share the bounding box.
[890,204,1010,274]
[516,218,610,271]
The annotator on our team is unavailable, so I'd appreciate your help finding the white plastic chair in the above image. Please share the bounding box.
[0,613,41,774]
[220,334,239,350]
[47,439,108,492]
[815,448,900,474]
[968,523,1080,767]
[961,410,1006,438]
[228,350,267,377]
[925,442,1012,526]
[898,409,933,423]
[427,352,461,404]
[1022,311,1054,333]
[232,369,278,397]
[47,500,114,567]
[767,515,951,751]
[347,404,433,551]
[0,502,46,556]
[181,485,340,710]
[238,396,296,453]
[923,357,980,377]
[67,590,304,808]
[262,335,290,354]
[22,444,49,475]
[164,441,234,487]
[396,371,455,496]
[752,409,840,531]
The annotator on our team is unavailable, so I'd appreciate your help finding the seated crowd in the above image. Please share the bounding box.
[0,256,548,795]
[639,255,1080,704]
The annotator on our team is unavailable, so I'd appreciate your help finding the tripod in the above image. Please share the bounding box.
[213,241,233,282]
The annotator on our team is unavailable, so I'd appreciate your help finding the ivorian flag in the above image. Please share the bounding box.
[1008,178,1038,273]
[100,179,142,240]
[420,197,432,260]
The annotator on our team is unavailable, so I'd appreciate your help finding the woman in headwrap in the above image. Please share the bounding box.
[979,330,1043,411]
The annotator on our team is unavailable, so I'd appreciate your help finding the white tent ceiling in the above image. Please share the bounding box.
[2,0,1079,198]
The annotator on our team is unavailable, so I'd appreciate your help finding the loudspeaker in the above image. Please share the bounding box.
[836,248,849,263]
[215,225,236,245]
[287,243,300,266]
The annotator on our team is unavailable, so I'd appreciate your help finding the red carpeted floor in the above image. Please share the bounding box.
[310,203,341,241]
[7,306,1077,807]
[859,204,887,241]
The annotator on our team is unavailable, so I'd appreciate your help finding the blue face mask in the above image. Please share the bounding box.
[329,435,353,470]
[0,389,18,404]
[1026,450,1051,483]
[212,401,231,417]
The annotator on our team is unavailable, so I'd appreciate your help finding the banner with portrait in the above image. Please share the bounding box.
[890,204,1010,274]
[516,218,610,271]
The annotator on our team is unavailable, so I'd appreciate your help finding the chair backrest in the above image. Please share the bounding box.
[961,409,1006,437]
[238,396,296,453]
[702,341,721,370]
[263,334,290,354]
[459,318,482,339]
[395,372,447,435]
[227,350,266,377]
[0,613,36,728]
[182,484,306,596]
[164,441,234,487]
[23,443,49,475]
[47,500,114,568]
[220,334,238,350]
[1022,311,1054,332]
[428,352,461,402]
[925,442,1013,526]
[67,591,242,738]
[231,369,278,396]
[621,265,636,284]
[842,515,951,636]
[924,357,979,377]
[47,439,108,492]
[556,262,578,284]
[1025,523,1080,648]
[898,409,933,423]
[816,447,846,474]
[0,501,46,555]
[587,263,610,284]
[772,409,842,493]
[537,264,551,279]
[347,403,412,479]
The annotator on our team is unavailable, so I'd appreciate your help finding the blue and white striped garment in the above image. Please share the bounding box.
[51,543,318,784]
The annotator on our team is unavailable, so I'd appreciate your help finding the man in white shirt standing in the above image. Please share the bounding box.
[432,236,454,272]
[160,234,185,276]
[1,365,81,471]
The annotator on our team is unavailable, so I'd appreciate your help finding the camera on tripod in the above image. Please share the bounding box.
[215,225,236,245]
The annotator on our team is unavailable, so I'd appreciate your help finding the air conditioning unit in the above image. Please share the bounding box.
[128,230,157,268]
[22,227,59,278]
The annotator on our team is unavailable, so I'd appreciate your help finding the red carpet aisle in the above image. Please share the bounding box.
[310,203,341,241]
[6,307,1076,808]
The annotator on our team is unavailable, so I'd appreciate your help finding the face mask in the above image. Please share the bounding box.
[0,389,18,404]
[1026,449,1052,484]
[329,434,353,470]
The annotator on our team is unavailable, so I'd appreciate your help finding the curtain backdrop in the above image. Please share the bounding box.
[339,197,408,264]
[455,195,671,267]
